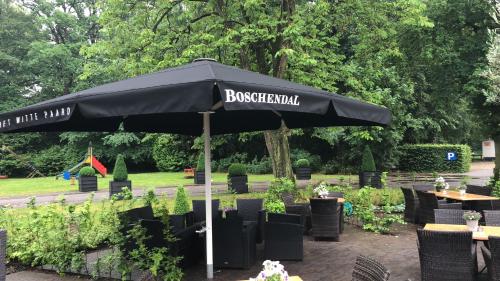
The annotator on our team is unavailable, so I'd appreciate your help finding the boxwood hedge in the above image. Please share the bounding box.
[399,144,472,173]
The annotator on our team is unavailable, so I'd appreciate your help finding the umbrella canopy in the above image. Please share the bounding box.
[0,58,391,279]
[0,59,390,134]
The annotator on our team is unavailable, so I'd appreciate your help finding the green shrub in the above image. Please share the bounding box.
[152,134,192,172]
[173,186,190,215]
[399,144,472,173]
[264,178,295,213]
[290,148,321,172]
[246,156,273,174]
[361,146,376,172]
[79,166,95,177]
[228,163,247,177]
[196,152,205,171]
[295,159,310,168]
[113,154,128,181]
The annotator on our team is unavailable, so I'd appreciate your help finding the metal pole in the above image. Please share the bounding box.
[203,112,214,279]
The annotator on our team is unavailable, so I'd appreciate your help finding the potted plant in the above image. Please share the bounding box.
[458,183,467,196]
[194,152,205,185]
[228,163,248,194]
[313,182,329,198]
[463,211,481,231]
[78,166,98,192]
[249,260,290,281]
[109,154,132,197]
[295,158,311,180]
[434,176,449,192]
[358,145,382,188]
[170,185,191,230]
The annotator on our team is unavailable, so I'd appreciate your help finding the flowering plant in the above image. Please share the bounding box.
[249,260,289,281]
[434,177,449,191]
[313,182,329,198]
[463,210,481,221]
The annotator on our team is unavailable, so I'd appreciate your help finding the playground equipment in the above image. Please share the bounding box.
[56,143,107,179]
[1,145,45,178]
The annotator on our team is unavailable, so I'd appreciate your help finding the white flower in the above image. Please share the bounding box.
[251,260,289,281]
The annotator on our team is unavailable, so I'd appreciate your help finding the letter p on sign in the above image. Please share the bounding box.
[446,152,457,161]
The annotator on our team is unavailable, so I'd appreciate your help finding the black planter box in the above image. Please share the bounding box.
[78,176,98,192]
[224,209,239,219]
[295,167,312,180]
[359,171,382,189]
[169,214,186,231]
[228,175,248,194]
[194,170,205,184]
[109,180,132,197]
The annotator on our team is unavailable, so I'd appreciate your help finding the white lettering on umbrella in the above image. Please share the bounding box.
[224,89,300,106]
[0,106,72,130]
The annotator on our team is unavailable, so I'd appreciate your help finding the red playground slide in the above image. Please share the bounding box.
[89,156,107,177]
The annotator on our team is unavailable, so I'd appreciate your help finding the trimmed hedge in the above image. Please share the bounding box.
[79,166,96,176]
[296,159,310,168]
[113,154,128,181]
[399,144,472,173]
[228,163,247,177]
[361,146,376,172]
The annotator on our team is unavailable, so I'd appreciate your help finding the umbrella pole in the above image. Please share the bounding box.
[203,112,214,279]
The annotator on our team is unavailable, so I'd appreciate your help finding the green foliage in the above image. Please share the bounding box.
[361,146,376,172]
[246,156,273,175]
[264,178,296,213]
[295,159,310,168]
[196,152,205,172]
[113,154,128,181]
[228,163,247,177]
[79,166,95,177]
[290,149,321,172]
[173,186,190,215]
[152,134,194,172]
[399,144,472,173]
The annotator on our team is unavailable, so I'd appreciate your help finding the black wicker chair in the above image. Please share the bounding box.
[213,216,257,269]
[434,209,465,225]
[236,198,266,243]
[481,236,500,281]
[310,198,341,241]
[327,191,345,233]
[351,255,391,281]
[401,187,419,223]
[264,213,304,261]
[467,185,493,196]
[282,192,311,234]
[484,211,500,226]
[192,199,221,223]
[417,229,477,281]
[415,190,462,224]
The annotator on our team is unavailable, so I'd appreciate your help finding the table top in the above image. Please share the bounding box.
[424,224,500,241]
[430,190,499,201]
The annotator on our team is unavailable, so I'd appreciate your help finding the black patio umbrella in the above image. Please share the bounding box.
[0,58,391,278]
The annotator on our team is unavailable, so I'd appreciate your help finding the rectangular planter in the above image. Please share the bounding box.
[109,180,132,197]
[228,175,248,194]
[78,176,98,192]
[358,171,382,189]
[295,167,312,180]
[194,170,205,184]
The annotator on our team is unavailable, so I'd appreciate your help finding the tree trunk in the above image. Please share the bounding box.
[264,123,294,179]
[494,135,500,181]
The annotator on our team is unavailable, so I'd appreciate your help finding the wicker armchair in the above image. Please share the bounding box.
[481,236,500,281]
[327,191,345,233]
[415,190,462,224]
[401,187,419,223]
[351,255,390,281]
[282,192,311,234]
[434,209,465,225]
[213,216,257,269]
[264,213,304,261]
[467,185,492,196]
[417,229,477,281]
[310,198,341,241]
[484,211,500,226]
[192,199,221,223]
[236,198,266,243]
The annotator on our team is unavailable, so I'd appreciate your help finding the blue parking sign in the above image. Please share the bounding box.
[446,152,457,161]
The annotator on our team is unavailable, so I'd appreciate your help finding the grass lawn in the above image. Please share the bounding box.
[0,172,352,198]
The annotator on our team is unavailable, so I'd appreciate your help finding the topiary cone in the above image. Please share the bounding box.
[361,145,376,172]
[113,154,128,181]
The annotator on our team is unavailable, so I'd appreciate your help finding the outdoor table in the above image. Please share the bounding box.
[430,190,499,201]
[424,224,500,241]
[327,197,345,203]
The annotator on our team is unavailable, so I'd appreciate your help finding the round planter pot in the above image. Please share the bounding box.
[194,170,205,185]
[358,171,382,189]
[466,220,479,231]
[78,176,98,192]
[295,167,312,180]
[228,175,248,194]
[109,180,132,197]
